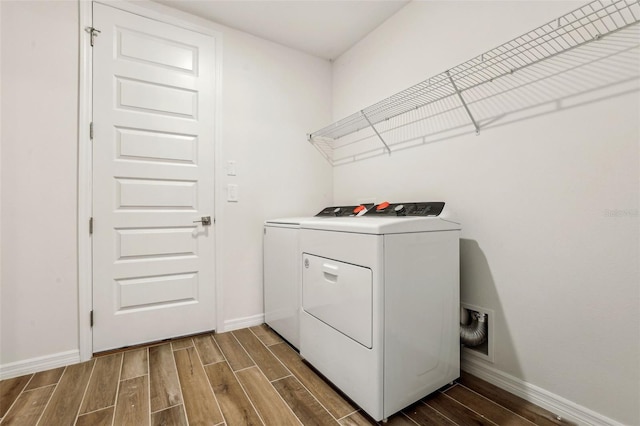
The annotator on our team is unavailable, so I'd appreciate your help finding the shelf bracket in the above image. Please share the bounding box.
[446,70,480,135]
[361,110,391,155]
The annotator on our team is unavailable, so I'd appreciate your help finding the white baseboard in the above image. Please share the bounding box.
[461,355,622,426]
[0,349,80,380]
[222,313,264,332]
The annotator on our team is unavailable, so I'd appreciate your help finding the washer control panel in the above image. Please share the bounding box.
[365,202,445,217]
[315,204,374,217]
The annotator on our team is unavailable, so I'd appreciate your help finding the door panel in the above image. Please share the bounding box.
[116,228,197,259]
[116,273,198,310]
[117,78,197,117]
[116,178,198,209]
[117,129,197,164]
[118,29,198,72]
[92,3,216,352]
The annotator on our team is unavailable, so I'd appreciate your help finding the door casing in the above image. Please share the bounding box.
[78,0,224,361]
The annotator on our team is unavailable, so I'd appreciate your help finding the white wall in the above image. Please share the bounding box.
[1,0,80,368]
[331,2,639,425]
[215,22,333,326]
[0,0,332,370]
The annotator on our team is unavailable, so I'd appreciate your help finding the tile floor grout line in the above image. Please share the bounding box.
[75,403,115,418]
[245,327,290,378]
[1,373,35,423]
[233,329,304,425]
[419,399,461,426]
[171,338,194,352]
[25,368,65,392]
[252,365,303,426]
[193,334,221,369]
[441,381,458,393]
[2,384,58,426]
[149,401,183,415]
[226,330,285,425]
[21,384,53,394]
[232,364,259,374]
[71,359,98,426]
[145,348,151,426]
[119,372,148,381]
[170,344,190,426]
[34,366,66,426]
[191,339,226,425]
[283,363,349,423]
[224,361,267,426]
[228,330,260,370]
[250,325,283,347]
[441,391,501,426]
[22,372,36,392]
[335,408,360,422]
[455,382,539,426]
[269,373,294,384]
[208,333,226,365]
[106,352,126,426]
[398,411,422,426]
[254,329,343,424]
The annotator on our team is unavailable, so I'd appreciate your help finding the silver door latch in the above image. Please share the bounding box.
[193,216,212,226]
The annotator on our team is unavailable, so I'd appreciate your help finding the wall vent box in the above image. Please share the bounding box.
[461,303,494,363]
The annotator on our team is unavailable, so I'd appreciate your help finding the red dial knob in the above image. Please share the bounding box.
[353,205,366,214]
[376,201,390,211]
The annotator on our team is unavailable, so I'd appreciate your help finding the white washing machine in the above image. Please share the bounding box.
[299,202,461,421]
[263,205,370,349]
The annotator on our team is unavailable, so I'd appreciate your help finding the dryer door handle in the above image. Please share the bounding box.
[322,263,339,283]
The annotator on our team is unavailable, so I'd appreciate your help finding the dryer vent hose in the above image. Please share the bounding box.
[460,310,488,347]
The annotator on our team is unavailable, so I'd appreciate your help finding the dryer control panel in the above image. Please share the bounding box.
[365,202,445,217]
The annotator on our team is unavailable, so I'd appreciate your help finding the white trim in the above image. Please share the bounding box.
[94,0,223,37]
[222,314,265,332]
[0,0,4,365]
[0,350,80,380]
[213,23,225,345]
[461,356,623,426]
[78,0,223,360]
[78,0,93,362]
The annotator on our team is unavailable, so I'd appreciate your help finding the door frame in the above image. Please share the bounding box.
[78,0,224,361]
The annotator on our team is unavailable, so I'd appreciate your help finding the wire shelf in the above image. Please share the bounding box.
[308,0,640,165]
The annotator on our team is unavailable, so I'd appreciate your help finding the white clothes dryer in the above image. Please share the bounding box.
[299,202,461,421]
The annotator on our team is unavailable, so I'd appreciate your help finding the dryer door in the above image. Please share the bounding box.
[302,254,372,348]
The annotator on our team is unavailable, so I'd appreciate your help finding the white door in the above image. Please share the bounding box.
[92,3,217,352]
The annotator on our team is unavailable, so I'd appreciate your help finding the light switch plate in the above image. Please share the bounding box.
[227,184,239,202]
[227,160,237,176]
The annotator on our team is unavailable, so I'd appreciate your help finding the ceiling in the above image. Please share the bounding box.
[152,0,410,60]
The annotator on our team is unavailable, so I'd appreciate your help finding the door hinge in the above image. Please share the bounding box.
[89,217,93,234]
[90,310,94,327]
[85,27,101,46]
[89,122,93,140]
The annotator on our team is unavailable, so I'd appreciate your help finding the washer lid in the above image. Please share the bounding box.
[264,217,310,227]
[300,216,461,234]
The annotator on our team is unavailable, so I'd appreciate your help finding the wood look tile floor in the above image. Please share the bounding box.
[0,325,574,426]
